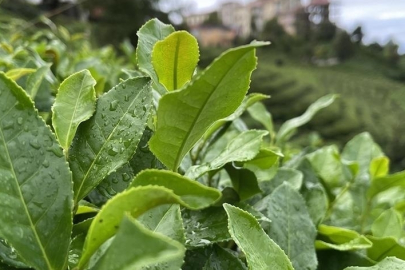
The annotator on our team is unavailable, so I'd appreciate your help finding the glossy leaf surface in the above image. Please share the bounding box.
[52,69,96,151]
[93,214,185,270]
[79,183,219,268]
[69,77,152,202]
[186,130,268,179]
[0,73,72,270]
[149,42,269,171]
[224,204,294,270]
[255,183,318,270]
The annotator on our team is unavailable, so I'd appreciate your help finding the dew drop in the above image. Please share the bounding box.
[48,145,64,157]
[108,147,118,156]
[42,160,50,168]
[29,139,41,149]
[122,83,126,89]
[111,177,119,184]
[2,120,14,130]
[109,100,118,111]
[122,173,131,182]
[17,117,23,125]
[124,95,129,101]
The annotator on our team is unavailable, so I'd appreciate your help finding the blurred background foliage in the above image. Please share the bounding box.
[0,0,404,169]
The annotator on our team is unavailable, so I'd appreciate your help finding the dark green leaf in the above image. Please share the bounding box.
[182,207,231,248]
[203,245,247,270]
[224,204,294,270]
[0,73,72,270]
[92,214,185,270]
[255,183,318,270]
[68,77,152,203]
[225,165,261,201]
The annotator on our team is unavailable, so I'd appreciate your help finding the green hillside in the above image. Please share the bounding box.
[250,49,405,167]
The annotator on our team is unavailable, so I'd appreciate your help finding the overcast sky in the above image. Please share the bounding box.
[193,0,405,53]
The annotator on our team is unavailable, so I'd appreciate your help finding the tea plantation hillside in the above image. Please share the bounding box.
[247,50,405,168]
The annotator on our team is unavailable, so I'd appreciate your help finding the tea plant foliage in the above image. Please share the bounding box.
[0,17,405,270]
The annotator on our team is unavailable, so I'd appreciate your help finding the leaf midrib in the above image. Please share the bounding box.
[64,74,87,150]
[75,83,148,202]
[172,49,253,170]
[0,126,53,270]
[172,35,181,90]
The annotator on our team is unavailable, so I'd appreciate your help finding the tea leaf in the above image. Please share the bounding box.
[224,203,294,270]
[152,31,199,91]
[0,73,72,270]
[52,70,97,151]
[149,42,269,171]
[69,77,152,203]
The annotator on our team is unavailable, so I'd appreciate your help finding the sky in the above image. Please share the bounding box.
[192,0,405,53]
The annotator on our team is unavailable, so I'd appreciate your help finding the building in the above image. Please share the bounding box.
[185,0,321,45]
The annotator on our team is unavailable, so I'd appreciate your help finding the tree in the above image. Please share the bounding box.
[351,26,363,44]
[81,0,169,46]
[333,30,355,60]
[315,21,337,42]
[383,40,400,66]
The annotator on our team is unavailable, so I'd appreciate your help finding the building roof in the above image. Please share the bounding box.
[309,0,330,6]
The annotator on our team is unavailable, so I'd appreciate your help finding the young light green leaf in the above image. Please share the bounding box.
[79,184,220,268]
[0,73,73,270]
[366,236,405,261]
[4,68,35,81]
[152,31,199,91]
[344,257,405,270]
[186,130,268,179]
[225,165,261,201]
[92,214,185,270]
[223,204,294,270]
[371,208,403,239]
[68,77,152,203]
[182,207,231,248]
[368,170,405,200]
[136,19,175,93]
[203,93,269,140]
[342,132,384,177]
[370,156,389,179]
[130,169,222,208]
[315,225,372,251]
[149,41,269,171]
[52,70,97,151]
[247,101,275,139]
[276,94,337,144]
[26,65,50,99]
[255,183,318,270]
